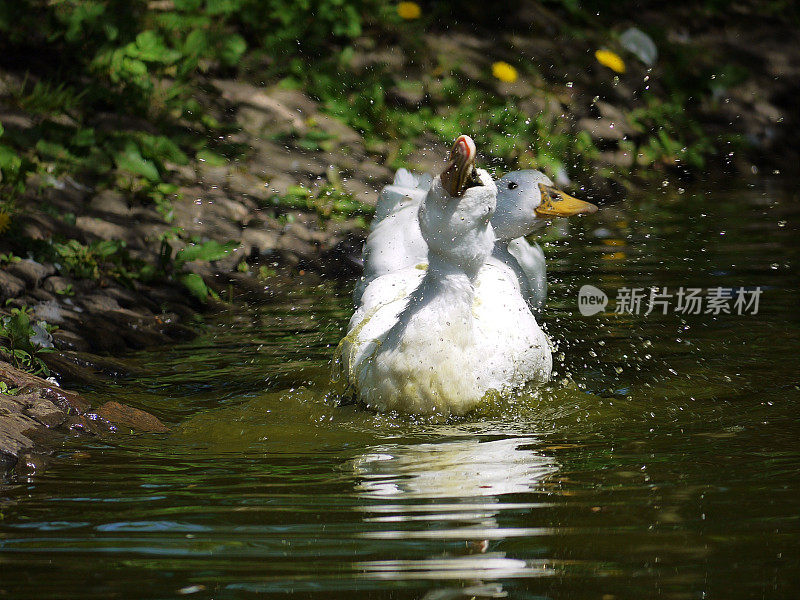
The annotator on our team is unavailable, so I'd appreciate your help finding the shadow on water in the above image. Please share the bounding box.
[1,177,799,599]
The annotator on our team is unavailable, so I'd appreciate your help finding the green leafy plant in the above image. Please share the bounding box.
[53,239,126,280]
[0,124,32,199]
[258,265,276,279]
[0,0,756,318]
[271,183,374,221]
[173,239,238,269]
[0,380,19,395]
[148,182,181,222]
[13,78,87,116]
[55,283,75,297]
[0,307,54,377]
[178,273,214,302]
[155,238,239,301]
[628,97,713,169]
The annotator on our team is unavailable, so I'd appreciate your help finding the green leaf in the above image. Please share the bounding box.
[35,140,75,162]
[206,0,240,15]
[94,240,125,258]
[122,56,148,77]
[139,134,189,165]
[130,30,181,64]
[138,263,156,281]
[6,310,33,352]
[12,348,31,361]
[156,182,179,194]
[286,185,310,197]
[219,34,247,66]
[176,239,237,266]
[115,141,160,181]
[104,23,118,41]
[134,30,159,51]
[196,148,227,166]
[0,144,21,171]
[179,273,210,301]
[64,2,105,42]
[183,29,207,56]
[72,128,96,147]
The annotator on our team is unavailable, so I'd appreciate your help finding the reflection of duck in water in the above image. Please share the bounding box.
[348,435,560,595]
[352,436,557,499]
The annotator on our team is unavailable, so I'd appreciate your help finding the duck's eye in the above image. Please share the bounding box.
[507,181,518,190]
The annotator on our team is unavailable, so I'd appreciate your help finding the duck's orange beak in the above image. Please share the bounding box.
[534,184,598,218]
[441,135,477,197]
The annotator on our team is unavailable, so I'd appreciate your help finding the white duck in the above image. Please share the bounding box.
[354,166,596,311]
[339,136,561,415]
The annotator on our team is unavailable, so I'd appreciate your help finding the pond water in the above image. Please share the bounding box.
[2,177,799,599]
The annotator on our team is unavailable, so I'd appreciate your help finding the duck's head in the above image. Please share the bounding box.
[491,170,598,241]
[420,135,498,276]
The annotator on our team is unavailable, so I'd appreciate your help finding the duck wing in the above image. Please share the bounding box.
[371,168,432,226]
[506,238,547,313]
[354,169,432,305]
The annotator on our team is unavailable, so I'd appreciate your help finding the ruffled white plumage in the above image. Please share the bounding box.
[339,167,552,415]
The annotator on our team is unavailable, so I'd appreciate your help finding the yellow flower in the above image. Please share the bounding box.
[595,49,626,74]
[492,61,518,83]
[397,1,421,20]
[0,211,10,234]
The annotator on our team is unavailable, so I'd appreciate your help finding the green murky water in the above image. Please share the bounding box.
[2,178,799,599]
